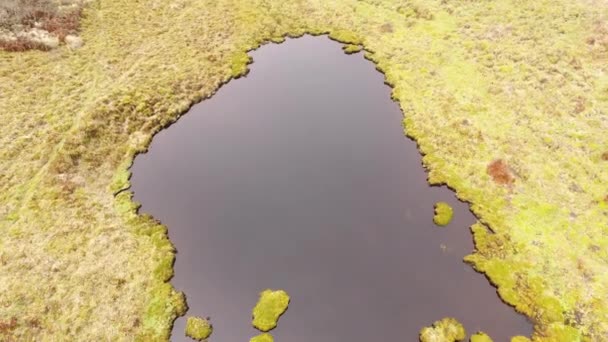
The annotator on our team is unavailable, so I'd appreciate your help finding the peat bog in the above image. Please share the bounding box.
[130,36,532,341]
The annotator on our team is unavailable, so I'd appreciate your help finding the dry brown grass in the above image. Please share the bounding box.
[0,36,51,51]
[0,0,83,51]
[0,317,17,334]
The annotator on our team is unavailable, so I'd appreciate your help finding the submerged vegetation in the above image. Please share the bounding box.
[1,0,607,340]
[433,201,453,226]
[252,289,290,332]
[419,317,466,342]
[185,316,212,341]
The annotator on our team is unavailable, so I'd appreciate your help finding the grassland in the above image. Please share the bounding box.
[0,0,607,340]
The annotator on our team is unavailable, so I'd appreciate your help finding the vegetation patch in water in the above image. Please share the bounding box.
[185,316,213,341]
[470,331,493,342]
[419,317,466,342]
[252,289,290,332]
[342,44,362,54]
[250,333,274,342]
[433,202,453,226]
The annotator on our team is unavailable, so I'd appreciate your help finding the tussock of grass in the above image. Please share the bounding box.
[342,44,362,54]
[419,317,466,342]
[185,316,212,341]
[250,333,274,342]
[433,201,453,226]
[470,331,493,342]
[252,290,290,332]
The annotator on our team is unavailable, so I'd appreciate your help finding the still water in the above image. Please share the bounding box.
[130,36,532,341]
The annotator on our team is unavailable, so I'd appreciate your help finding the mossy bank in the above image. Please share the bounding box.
[1,0,607,340]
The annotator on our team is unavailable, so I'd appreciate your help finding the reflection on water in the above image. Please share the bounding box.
[130,35,532,341]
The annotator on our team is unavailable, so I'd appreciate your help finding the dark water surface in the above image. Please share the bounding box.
[130,36,532,341]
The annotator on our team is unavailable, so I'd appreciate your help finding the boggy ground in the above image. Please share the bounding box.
[0,0,607,340]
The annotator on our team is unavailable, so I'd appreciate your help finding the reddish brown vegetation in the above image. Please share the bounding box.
[0,36,51,51]
[26,318,40,328]
[38,8,82,41]
[487,159,515,185]
[0,1,83,52]
[380,23,393,33]
[601,151,608,161]
[0,318,17,334]
[586,19,608,51]
[573,96,586,114]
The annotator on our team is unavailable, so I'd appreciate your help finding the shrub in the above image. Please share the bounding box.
[487,159,515,185]
[0,0,83,51]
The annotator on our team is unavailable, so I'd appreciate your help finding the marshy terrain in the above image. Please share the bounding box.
[130,36,531,341]
[1,0,607,341]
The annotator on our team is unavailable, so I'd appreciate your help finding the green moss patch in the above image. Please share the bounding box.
[419,317,466,342]
[250,333,274,342]
[342,44,362,54]
[433,202,453,226]
[470,332,493,342]
[510,336,531,342]
[252,289,290,332]
[185,316,213,341]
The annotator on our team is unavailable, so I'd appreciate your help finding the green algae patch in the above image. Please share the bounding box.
[419,317,466,342]
[252,289,290,332]
[433,202,453,226]
[470,332,493,342]
[250,333,274,342]
[185,316,213,341]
